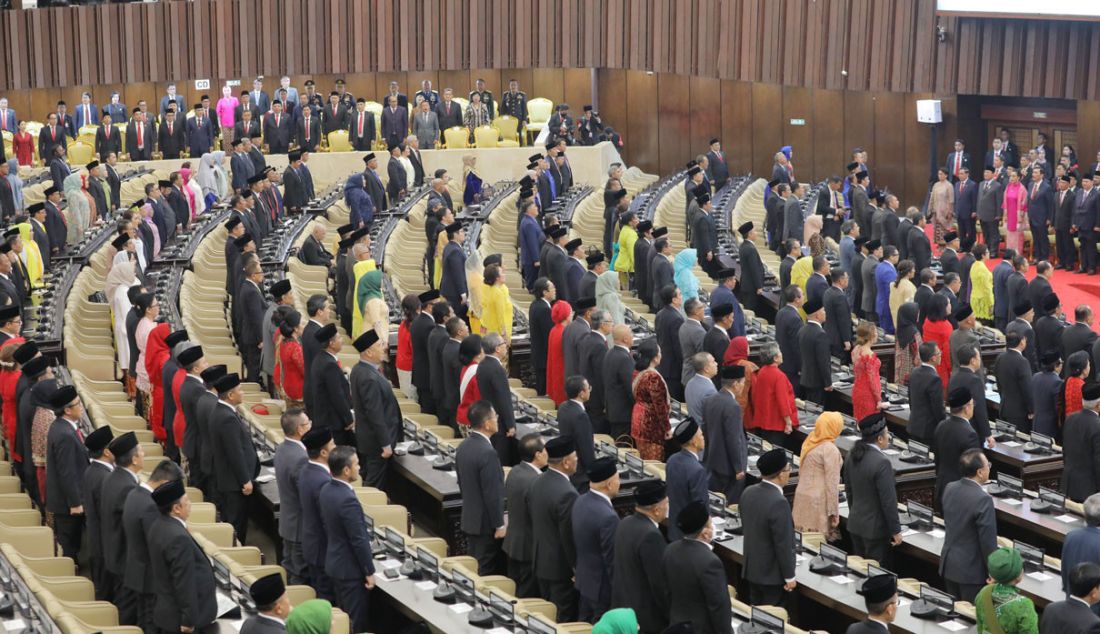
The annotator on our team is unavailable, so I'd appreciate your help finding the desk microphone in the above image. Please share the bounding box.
[808,557,846,576]
[406,441,425,456]
[1029,499,1055,514]
[467,605,494,628]
[909,599,951,620]
[432,581,456,603]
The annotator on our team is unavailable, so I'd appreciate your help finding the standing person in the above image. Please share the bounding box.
[611,481,669,633]
[1002,169,1028,256]
[662,502,733,634]
[737,222,766,313]
[572,457,621,623]
[457,401,506,575]
[318,447,376,634]
[546,300,572,405]
[931,168,955,245]
[604,325,636,441]
[740,449,797,607]
[750,343,798,448]
[529,436,580,622]
[824,269,853,359]
[630,339,670,461]
[476,333,516,465]
[702,365,748,503]
[1028,166,1055,262]
[1062,383,1100,503]
[503,434,546,598]
[147,480,218,634]
[1031,353,1064,440]
[309,324,353,446]
[851,323,884,420]
[123,459,184,633]
[995,332,1035,432]
[350,331,400,489]
[81,426,114,601]
[894,302,923,385]
[274,409,311,586]
[844,414,903,569]
[298,428,335,601]
[45,385,88,559]
[100,431,143,625]
[798,299,831,406]
[908,343,946,444]
[934,389,982,509]
[210,373,259,542]
[791,412,843,541]
[923,295,954,388]
[955,167,979,250]
[941,449,998,604]
[528,278,554,395]
[665,419,709,542]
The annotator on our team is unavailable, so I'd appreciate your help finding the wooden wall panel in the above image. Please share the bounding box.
[657,73,690,176]
[563,69,593,115]
[689,77,721,160]
[781,86,814,186]
[872,92,906,197]
[720,81,753,175]
[811,90,846,181]
[595,68,628,153]
[749,83,783,180]
[624,70,659,175]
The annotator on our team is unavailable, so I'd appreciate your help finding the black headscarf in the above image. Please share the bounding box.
[895,302,920,348]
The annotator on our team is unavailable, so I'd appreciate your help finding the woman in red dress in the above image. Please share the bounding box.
[851,322,884,420]
[750,342,798,448]
[545,300,572,405]
[276,311,305,407]
[631,340,670,461]
[1064,350,1090,418]
[143,322,171,442]
[395,295,418,400]
[921,294,953,390]
[456,335,484,428]
[12,121,34,167]
[723,336,758,426]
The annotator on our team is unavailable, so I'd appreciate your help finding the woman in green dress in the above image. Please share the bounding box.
[974,547,1038,634]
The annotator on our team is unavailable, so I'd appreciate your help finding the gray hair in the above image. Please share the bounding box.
[405,134,418,144]
[608,163,622,177]
[589,310,609,331]
[1086,493,1100,526]
[1086,397,1100,410]
[482,332,504,354]
[691,352,712,373]
[759,342,780,365]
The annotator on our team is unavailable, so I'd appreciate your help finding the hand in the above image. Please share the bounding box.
[824,386,834,392]
[829,515,840,528]
[665,428,674,440]
[843,342,851,351]
[783,580,797,592]
[180,627,194,633]
[70,505,84,515]
[783,423,793,434]
[736,471,745,480]
[493,527,506,539]
[985,436,997,449]
[756,289,764,295]
[879,401,890,410]
[242,482,254,495]
[381,446,393,459]
[506,428,516,437]
[365,575,376,589]
[891,533,904,546]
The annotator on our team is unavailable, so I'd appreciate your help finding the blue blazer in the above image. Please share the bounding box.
[666,449,709,541]
[572,491,619,604]
[74,103,99,128]
[297,462,332,568]
[1026,180,1055,225]
[954,179,978,220]
[519,215,542,269]
[319,479,376,581]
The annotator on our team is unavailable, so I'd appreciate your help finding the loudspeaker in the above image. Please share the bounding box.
[917,100,943,124]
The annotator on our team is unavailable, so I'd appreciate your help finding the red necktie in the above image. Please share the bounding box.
[0,110,5,130]
[958,182,963,195]
[358,113,364,136]
[137,123,143,147]
[955,154,961,175]
[305,118,311,141]
[169,123,173,136]
[1032,183,1039,200]
[105,126,109,138]
[75,426,84,442]
[51,126,56,139]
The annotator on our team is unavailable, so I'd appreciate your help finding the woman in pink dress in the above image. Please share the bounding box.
[851,322,884,420]
[1002,168,1027,255]
[215,85,239,134]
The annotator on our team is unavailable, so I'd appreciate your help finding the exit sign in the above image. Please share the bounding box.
[789,118,806,126]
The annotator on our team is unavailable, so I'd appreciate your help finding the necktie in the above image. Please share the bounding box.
[1061,191,1065,205]
[169,122,173,136]
[955,154,961,175]
[75,426,84,442]
[105,126,109,138]
[50,126,56,139]
[0,110,5,130]
[276,114,280,128]
[137,124,143,148]
[1032,183,1039,200]
[85,105,90,123]
[305,118,311,141]
[358,113,364,136]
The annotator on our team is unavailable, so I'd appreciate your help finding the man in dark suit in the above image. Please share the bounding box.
[234,91,261,124]
[210,374,259,542]
[1075,176,1100,274]
[322,93,349,136]
[176,345,209,491]
[1063,383,1100,503]
[385,145,407,204]
[456,401,506,575]
[995,331,1035,432]
[612,481,669,632]
[954,167,979,250]
[1065,306,1099,375]
[528,279,555,397]
[273,409,310,586]
[661,501,732,634]
[439,319,466,433]
[558,376,597,491]
[411,291,440,412]
[977,166,1005,257]
[913,268,937,328]
[309,324,354,447]
[934,387,982,509]
[1055,175,1078,269]
[263,102,293,154]
[1064,500,1100,618]
[47,145,70,191]
[775,285,805,394]
[298,224,333,267]
[239,573,291,634]
[940,449,997,603]
[230,140,255,193]
[349,100,376,151]
[822,270,852,359]
[185,105,215,157]
[861,240,882,323]
[439,224,468,315]
[298,429,336,601]
[798,300,831,406]
[844,414,903,569]
[301,295,329,399]
[779,240,799,290]
[156,109,186,159]
[435,89,463,130]
[703,303,735,378]
[350,330,401,489]
[946,139,972,183]
[530,436,580,622]
[147,480,217,634]
[296,108,322,153]
[122,458,183,632]
[97,430,145,621]
[649,240,673,312]
[283,151,312,212]
[476,333,517,465]
[805,256,829,306]
[706,138,730,191]
[907,211,933,272]
[571,458,620,622]
[578,312,613,434]
[907,343,946,444]
[737,222,766,314]
[850,172,873,234]
[503,434,546,598]
[45,386,89,559]
[380,96,408,150]
[81,426,114,601]
[848,574,901,634]
[740,448,797,606]
[1006,299,1040,372]
[38,113,68,161]
[318,446,375,634]
[666,419,709,542]
[1028,166,1055,261]
[692,195,720,274]
[363,154,389,212]
[702,365,748,502]
[1042,561,1100,632]
[1028,261,1055,319]
[603,325,635,441]
[95,113,122,161]
[237,262,267,382]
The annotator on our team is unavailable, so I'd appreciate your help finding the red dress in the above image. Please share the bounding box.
[922,318,954,390]
[852,349,882,420]
[546,301,572,404]
[750,364,798,432]
[1066,376,1084,417]
[278,339,305,401]
[631,368,670,460]
[0,336,24,460]
[144,323,171,442]
[12,132,34,166]
[396,321,413,372]
[456,363,481,426]
[170,368,186,448]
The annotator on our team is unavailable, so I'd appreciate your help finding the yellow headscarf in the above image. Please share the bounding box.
[800,411,844,463]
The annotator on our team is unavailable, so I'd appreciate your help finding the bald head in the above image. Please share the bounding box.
[612,324,634,347]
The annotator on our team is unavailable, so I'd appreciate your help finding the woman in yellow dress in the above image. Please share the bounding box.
[350,244,379,337]
[969,243,994,322]
[432,207,453,289]
[480,263,513,345]
[465,251,485,334]
[613,211,639,286]
[15,222,43,288]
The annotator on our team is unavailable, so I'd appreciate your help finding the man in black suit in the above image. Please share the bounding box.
[426,304,455,428]
[706,138,730,191]
[692,194,720,275]
[740,448,797,606]
[649,239,673,312]
[907,343,946,444]
[530,436,580,622]
[940,232,962,280]
[157,109,186,159]
[702,365,748,502]
[1055,174,1078,270]
[805,255,829,305]
[798,299,831,406]
[1007,299,1039,372]
[123,458,183,633]
[541,226,570,304]
[578,311,613,434]
[1006,252,1030,319]
[298,224,333,268]
[95,113,122,161]
[364,154,389,213]
[1035,292,1066,366]
[439,224,468,315]
[440,318,467,433]
[456,401,507,575]
[237,261,267,382]
[934,387,982,509]
[571,457,620,622]
[210,373,259,542]
[435,89,463,130]
[274,409,310,587]
[349,99,376,151]
[612,481,669,632]
[529,278,555,395]
[322,92,349,136]
[907,211,932,272]
[940,449,997,603]
[318,446,376,634]
[283,151,312,212]
[1064,306,1098,375]
[996,331,1035,431]
[946,139,971,183]
[301,295,330,400]
[737,222,766,313]
[234,109,262,142]
[662,501,732,634]
[380,96,408,150]
[239,573,291,634]
[914,268,937,327]
[81,426,114,601]
[38,113,68,162]
[954,168,979,250]
[147,480,217,634]
[411,291,440,413]
[823,269,852,359]
[503,434,546,597]
[177,345,208,490]
[296,108,322,153]
[234,91,261,124]
[1040,562,1100,632]
[848,575,900,634]
[350,330,401,488]
[45,385,89,559]
[950,343,994,438]
[263,101,293,154]
[703,304,734,383]
[1028,166,1056,262]
[861,240,882,323]
[297,429,335,601]
[99,429,143,622]
[1074,175,1100,274]
[1063,383,1100,503]
[185,104,215,157]
[655,286,686,400]
[778,239,799,291]
[775,284,804,393]
[476,333,517,465]
[557,376,597,491]
[309,324,354,447]
[844,414,903,569]
[603,325,635,441]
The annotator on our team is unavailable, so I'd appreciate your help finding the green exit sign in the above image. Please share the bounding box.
[790,118,806,126]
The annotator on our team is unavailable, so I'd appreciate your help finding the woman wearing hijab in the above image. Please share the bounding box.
[196,152,228,209]
[922,294,954,388]
[592,608,639,634]
[546,300,572,405]
[851,322,885,420]
[673,248,700,302]
[481,264,513,344]
[893,302,922,385]
[275,309,305,408]
[791,411,843,541]
[179,162,203,220]
[596,269,625,325]
[15,222,42,289]
[353,268,387,340]
[62,172,90,245]
[631,339,670,461]
[974,548,1037,634]
[286,599,333,634]
[462,154,483,206]
[6,159,23,212]
[344,173,373,230]
[722,336,757,426]
[107,255,139,372]
[465,251,485,334]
